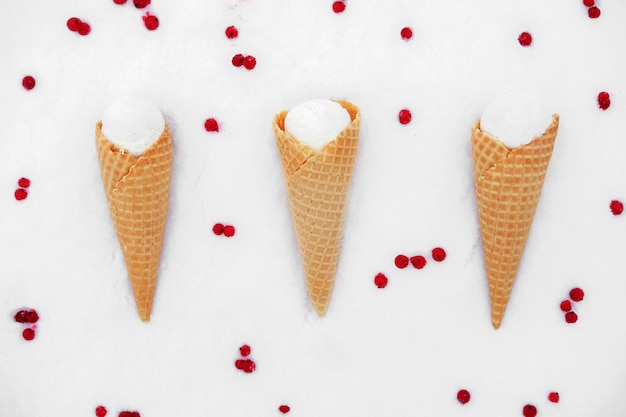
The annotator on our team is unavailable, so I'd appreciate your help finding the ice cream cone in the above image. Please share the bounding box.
[96,121,172,322]
[273,100,360,316]
[472,114,559,329]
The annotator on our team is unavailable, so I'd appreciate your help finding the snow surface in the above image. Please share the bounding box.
[1,1,626,416]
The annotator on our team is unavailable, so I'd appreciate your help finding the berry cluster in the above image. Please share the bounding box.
[560,287,585,324]
[583,0,601,19]
[66,17,91,36]
[395,247,446,270]
[14,308,39,341]
[213,223,236,237]
[14,177,31,201]
[112,0,159,30]
[234,344,256,373]
[231,54,257,70]
[95,406,141,417]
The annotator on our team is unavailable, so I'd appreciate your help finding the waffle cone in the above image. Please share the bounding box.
[273,100,360,316]
[472,115,559,329]
[96,122,172,322]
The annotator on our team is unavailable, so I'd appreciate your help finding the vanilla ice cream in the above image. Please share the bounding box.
[480,91,553,149]
[284,99,351,150]
[101,94,165,157]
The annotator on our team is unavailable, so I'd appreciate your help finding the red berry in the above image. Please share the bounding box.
[559,300,572,312]
[583,0,595,5]
[409,255,427,269]
[118,412,140,417]
[212,223,225,235]
[400,26,413,41]
[278,405,291,414]
[22,76,36,90]
[232,53,245,67]
[143,13,159,31]
[611,200,624,215]
[67,17,82,32]
[588,6,601,18]
[223,225,235,237]
[25,310,39,324]
[225,25,239,39]
[569,287,584,302]
[598,91,611,110]
[243,55,257,70]
[394,254,409,269]
[15,188,28,201]
[518,32,532,46]
[457,389,470,404]
[22,328,35,341]
[204,118,219,132]
[332,1,346,13]
[374,273,388,288]
[114,0,127,4]
[78,22,91,36]
[133,0,150,8]
[239,344,251,357]
[14,310,29,323]
[95,406,108,417]
[18,177,31,188]
[522,404,537,417]
[565,311,578,323]
[548,392,560,403]
[431,247,446,262]
[242,359,256,373]
[235,359,245,370]
[398,109,412,125]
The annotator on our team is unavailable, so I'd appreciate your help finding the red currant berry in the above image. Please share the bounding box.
[239,344,251,357]
[374,273,388,288]
[278,405,291,414]
[588,6,601,18]
[243,55,257,70]
[409,255,427,269]
[518,32,532,46]
[522,404,537,417]
[223,225,235,237]
[114,0,127,4]
[611,200,624,215]
[67,17,82,32]
[332,1,346,13]
[118,412,140,417]
[212,223,225,235]
[548,392,560,403]
[18,177,31,188]
[14,310,29,323]
[565,311,578,324]
[559,300,572,312]
[133,0,150,8]
[25,310,39,324]
[398,109,412,124]
[242,359,256,373]
[400,27,413,41]
[235,359,245,370]
[394,255,409,269]
[431,247,446,262]
[204,118,219,132]
[15,189,28,201]
[22,328,35,341]
[78,22,91,36]
[143,14,159,31]
[232,54,245,67]
[95,406,108,417]
[225,25,239,39]
[22,76,36,90]
[457,389,470,404]
[569,287,584,302]
[598,91,611,110]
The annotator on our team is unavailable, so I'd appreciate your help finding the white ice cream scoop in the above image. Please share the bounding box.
[284,98,351,151]
[101,94,165,157]
[480,91,553,149]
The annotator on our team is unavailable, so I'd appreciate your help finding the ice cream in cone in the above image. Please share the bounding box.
[96,94,172,322]
[472,92,559,329]
[273,99,360,316]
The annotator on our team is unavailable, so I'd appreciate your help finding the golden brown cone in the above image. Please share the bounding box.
[472,115,559,329]
[273,100,360,316]
[96,121,172,322]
